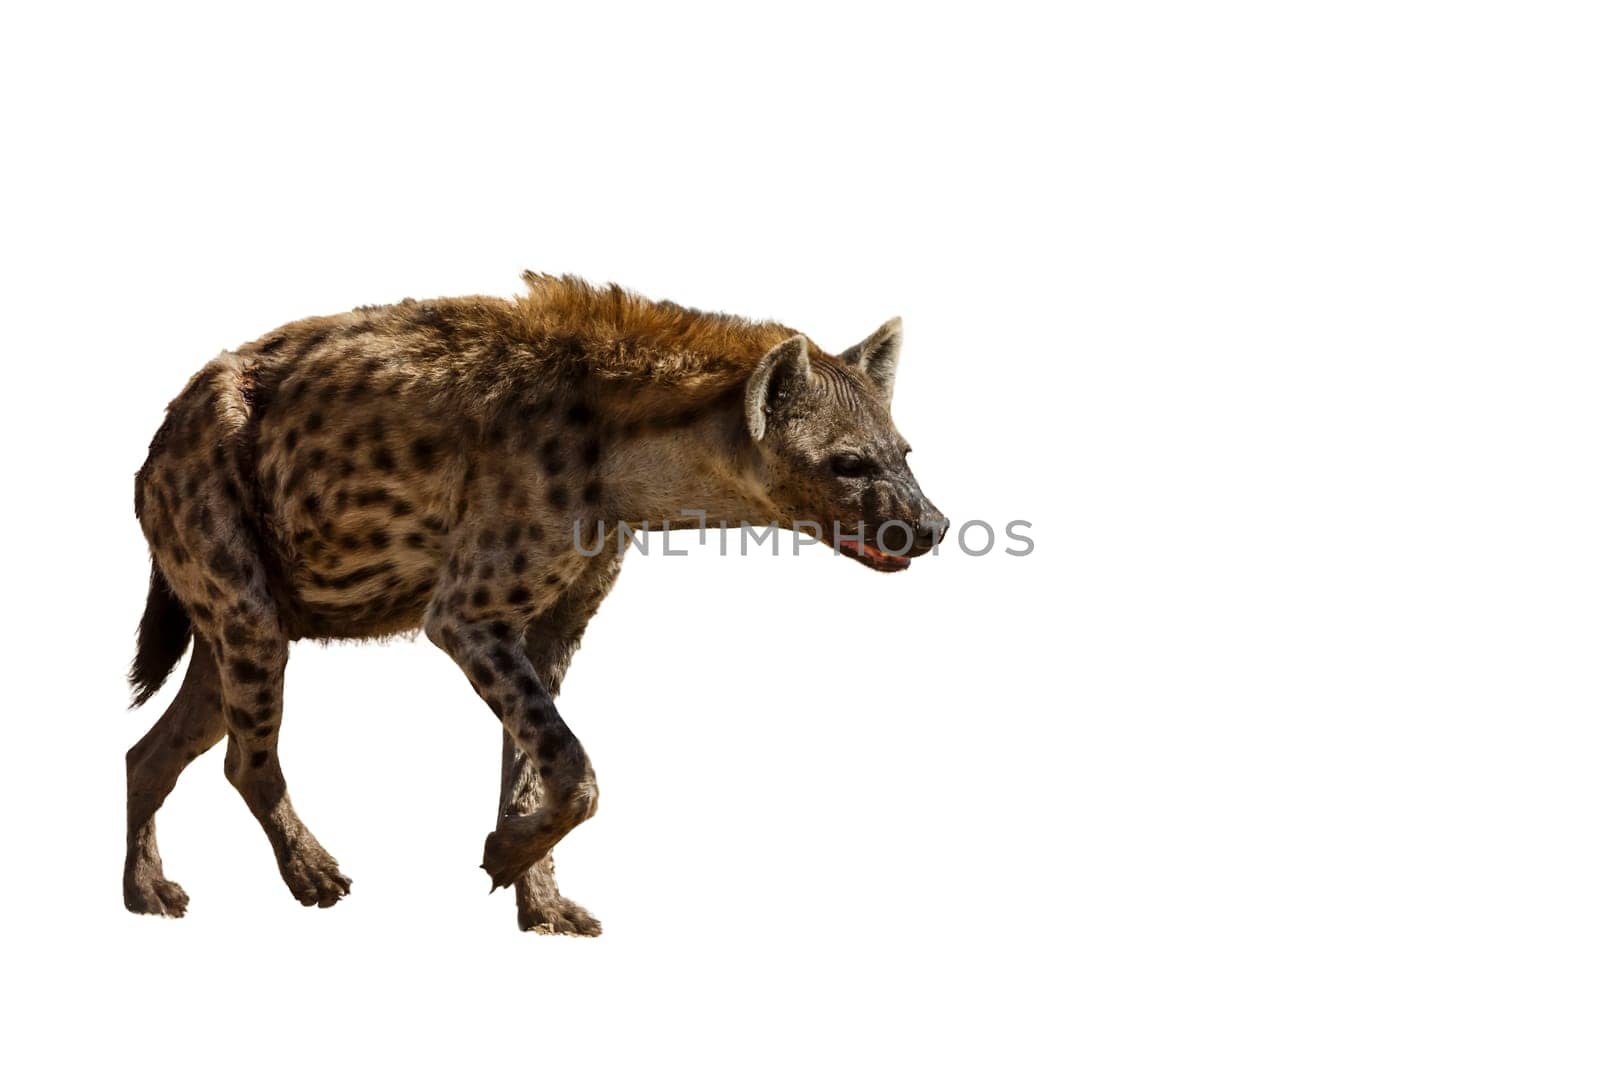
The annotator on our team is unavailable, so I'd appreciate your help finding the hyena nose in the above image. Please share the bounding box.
[912,511,949,553]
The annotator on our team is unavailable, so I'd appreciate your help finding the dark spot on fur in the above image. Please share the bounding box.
[470,659,494,688]
[207,547,239,579]
[372,447,397,472]
[369,530,391,549]
[230,658,268,684]
[309,562,393,590]
[540,438,564,475]
[548,485,569,509]
[410,438,438,470]
[581,482,601,505]
[508,585,532,604]
[250,750,270,769]
[471,586,491,608]
[567,402,594,426]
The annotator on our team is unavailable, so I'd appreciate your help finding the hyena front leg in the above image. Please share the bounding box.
[425,548,600,891]
[498,737,600,935]
[125,637,226,917]
[500,552,622,934]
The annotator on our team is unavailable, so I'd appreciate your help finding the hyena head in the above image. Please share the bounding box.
[744,318,947,572]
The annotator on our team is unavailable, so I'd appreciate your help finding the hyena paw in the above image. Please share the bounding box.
[481,819,564,891]
[279,846,352,908]
[518,894,603,937]
[125,875,190,918]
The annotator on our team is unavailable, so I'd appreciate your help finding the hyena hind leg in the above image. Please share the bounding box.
[125,639,227,917]
[214,622,352,909]
[500,734,602,936]
[152,459,350,909]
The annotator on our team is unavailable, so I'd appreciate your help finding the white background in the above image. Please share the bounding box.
[2,2,1596,1064]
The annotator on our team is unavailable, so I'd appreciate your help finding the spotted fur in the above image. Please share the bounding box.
[124,273,945,931]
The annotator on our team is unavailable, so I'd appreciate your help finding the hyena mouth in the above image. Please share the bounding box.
[833,534,913,573]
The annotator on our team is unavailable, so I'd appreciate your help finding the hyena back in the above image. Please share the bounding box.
[127,272,945,933]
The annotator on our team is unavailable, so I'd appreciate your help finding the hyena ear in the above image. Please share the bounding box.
[745,335,812,441]
[839,317,903,404]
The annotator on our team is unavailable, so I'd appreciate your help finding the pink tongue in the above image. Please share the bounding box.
[840,537,903,562]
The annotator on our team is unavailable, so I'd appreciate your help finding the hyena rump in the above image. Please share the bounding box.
[127,272,946,933]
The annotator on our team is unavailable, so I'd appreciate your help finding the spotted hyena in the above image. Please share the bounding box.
[126,272,946,933]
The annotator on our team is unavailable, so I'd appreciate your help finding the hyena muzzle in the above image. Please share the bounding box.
[125,273,945,933]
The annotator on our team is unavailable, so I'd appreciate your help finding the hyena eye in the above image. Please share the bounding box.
[831,453,867,477]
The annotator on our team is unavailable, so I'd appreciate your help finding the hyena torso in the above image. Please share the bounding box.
[126,272,944,933]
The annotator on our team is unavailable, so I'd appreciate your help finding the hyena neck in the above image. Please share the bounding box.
[601,395,784,531]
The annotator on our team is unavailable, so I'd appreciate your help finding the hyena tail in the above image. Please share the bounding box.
[129,562,193,708]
